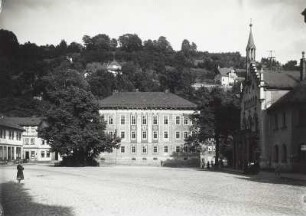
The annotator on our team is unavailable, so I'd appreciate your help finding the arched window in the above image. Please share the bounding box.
[282,145,287,163]
[274,145,279,163]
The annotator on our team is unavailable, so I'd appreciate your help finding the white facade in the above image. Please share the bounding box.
[99,109,194,165]
[0,125,23,161]
[22,125,53,161]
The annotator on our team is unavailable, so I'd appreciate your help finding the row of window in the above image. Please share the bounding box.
[0,129,22,141]
[114,131,190,140]
[120,145,182,154]
[23,126,37,134]
[271,109,306,131]
[105,115,190,125]
[23,138,47,145]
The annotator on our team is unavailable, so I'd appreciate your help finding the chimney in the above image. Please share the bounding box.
[300,51,306,81]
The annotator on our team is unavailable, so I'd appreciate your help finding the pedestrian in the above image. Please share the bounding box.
[206,161,210,169]
[17,162,24,183]
[274,164,281,176]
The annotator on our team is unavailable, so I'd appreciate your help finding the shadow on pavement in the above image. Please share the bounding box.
[0,181,74,216]
[234,175,306,187]
[197,168,306,186]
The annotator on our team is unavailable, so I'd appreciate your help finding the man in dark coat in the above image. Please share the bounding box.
[17,163,24,183]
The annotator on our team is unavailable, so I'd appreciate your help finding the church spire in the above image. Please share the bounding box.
[246,20,256,63]
[246,21,256,50]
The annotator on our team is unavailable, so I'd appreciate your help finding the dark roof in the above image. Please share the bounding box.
[268,79,306,110]
[3,117,43,126]
[262,70,300,89]
[99,92,197,109]
[218,67,234,76]
[0,118,25,131]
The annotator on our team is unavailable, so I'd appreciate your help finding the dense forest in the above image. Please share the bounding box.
[0,29,248,117]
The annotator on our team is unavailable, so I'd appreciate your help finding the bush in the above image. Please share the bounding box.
[163,158,200,168]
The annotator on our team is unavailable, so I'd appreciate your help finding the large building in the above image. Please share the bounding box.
[0,118,23,162]
[234,23,305,172]
[98,91,197,165]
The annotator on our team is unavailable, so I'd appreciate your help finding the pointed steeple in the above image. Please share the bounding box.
[246,21,256,50]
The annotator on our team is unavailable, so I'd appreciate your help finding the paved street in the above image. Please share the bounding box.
[0,164,306,216]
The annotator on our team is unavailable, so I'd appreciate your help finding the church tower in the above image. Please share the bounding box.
[246,21,256,79]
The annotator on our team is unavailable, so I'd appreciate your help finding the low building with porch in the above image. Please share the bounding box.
[0,118,23,162]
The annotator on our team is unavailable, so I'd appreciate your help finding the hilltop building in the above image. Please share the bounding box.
[98,91,197,165]
[233,23,306,173]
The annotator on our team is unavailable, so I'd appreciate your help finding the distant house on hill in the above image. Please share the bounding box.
[107,60,122,76]
[214,67,238,87]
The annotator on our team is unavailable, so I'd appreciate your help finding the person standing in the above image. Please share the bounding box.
[17,163,24,183]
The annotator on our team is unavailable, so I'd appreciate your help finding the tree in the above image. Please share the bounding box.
[39,67,120,166]
[190,87,240,167]
[118,34,143,52]
[283,60,299,71]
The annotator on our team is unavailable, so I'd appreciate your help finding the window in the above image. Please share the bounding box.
[109,131,114,138]
[153,146,158,153]
[184,132,188,139]
[131,146,136,153]
[31,151,35,158]
[99,115,105,123]
[164,131,168,139]
[142,116,147,125]
[24,138,29,145]
[184,117,188,125]
[42,140,45,145]
[108,116,113,125]
[9,130,14,140]
[120,131,125,139]
[121,115,125,125]
[164,116,168,125]
[176,116,180,125]
[142,146,147,154]
[175,132,180,139]
[164,146,168,153]
[297,109,306,127]
[131,131,136,140]
[30,138,35,145]
[142,131,147,139]
[41,151,45,158]
[16,132,21,140]
[274,145,279,163]
[176,146,180,153]
[153,131,158,139]
[0,129,5,138]
[153,116,158,125]
[282,144,287,163]
[131,115,136,125]
[282,112,286,128]
[46,151,50,158]
[273,114,278,130]
[120,146,125,153]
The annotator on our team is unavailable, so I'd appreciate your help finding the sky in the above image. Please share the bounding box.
[0,0,305,63]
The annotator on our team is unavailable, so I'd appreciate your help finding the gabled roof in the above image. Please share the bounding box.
[3,117,43,126]
[99,92,197,110]
[262,70,300,89]
[0,118,25,131]
[268,79,306,110]
[218,67,234,77]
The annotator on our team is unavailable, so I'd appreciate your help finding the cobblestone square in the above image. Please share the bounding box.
[1,164,306,216]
